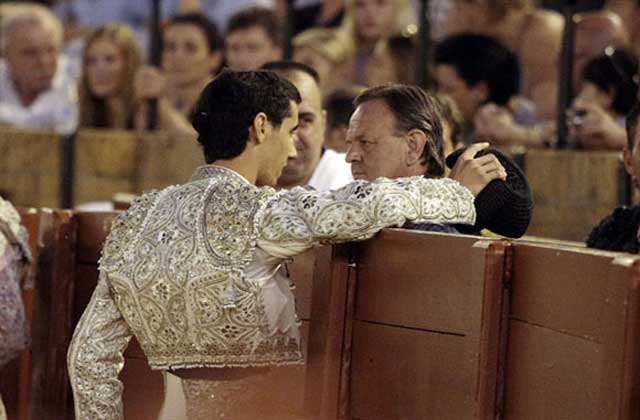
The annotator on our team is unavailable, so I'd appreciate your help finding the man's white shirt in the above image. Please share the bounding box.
[307,149,353,191]
[0,57,78,135]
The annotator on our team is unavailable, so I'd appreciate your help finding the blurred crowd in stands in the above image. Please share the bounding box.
[0,0,638,151]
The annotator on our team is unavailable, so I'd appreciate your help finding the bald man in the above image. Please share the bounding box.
[573,10,630,92]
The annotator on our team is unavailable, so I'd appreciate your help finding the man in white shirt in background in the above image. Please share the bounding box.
[0,4,78,135]
[263,60,353,191]
[225,7,284,71]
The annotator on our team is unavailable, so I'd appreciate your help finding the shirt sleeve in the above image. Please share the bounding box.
[67,273,132,420]
[258,176,475,258]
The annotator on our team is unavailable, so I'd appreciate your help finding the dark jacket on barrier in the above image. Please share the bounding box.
[587,205,640,254]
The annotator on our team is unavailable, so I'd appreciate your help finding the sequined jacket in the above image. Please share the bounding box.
[67,165,476,420]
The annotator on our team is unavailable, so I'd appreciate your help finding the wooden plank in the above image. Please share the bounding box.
[350,321,473,420]
[510,244,613,339]
[349,229,508,420]
[525,149,621,241]
[28,209,76,420]
[304,245,351,420]
[597,260,640,418]
[355,230,489,334]
[74,211,118,264]
[136,132,204,192]
[288,249,315,320]
[504,320,602,419]
[73,129,139,206]
[505,242,640,419]
[0,128,61,207]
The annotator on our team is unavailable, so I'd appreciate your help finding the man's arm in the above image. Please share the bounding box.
[258,176,475,258]
[67,273,132,420]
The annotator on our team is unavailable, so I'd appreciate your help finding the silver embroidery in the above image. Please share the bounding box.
[261,177,475,246]
[68,166,475,420]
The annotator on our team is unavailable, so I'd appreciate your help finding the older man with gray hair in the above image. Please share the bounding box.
[0,3,77,134]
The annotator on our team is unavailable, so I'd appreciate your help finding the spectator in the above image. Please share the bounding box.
[435,94,464,160]
[345,84,531,237]
[365,34,416,86]
[605,0,640,56]
[166,0,276,32]
[587,101,640,252]
[263,61,353,190]
[0,3,78,134]
[225,7,283,70]
[471,10,631,150]
[443,0,563,120]
[134,13,223,136]
[79,24,141,129]
[54,0,183,58]
[573,10,630,93]
[0,197,33,420]
[290,0,345,33]
[433,33,535,146]
[323,84,365,153]
[292,27,352,94]
[570,47,639,150]
[336,0,416,84]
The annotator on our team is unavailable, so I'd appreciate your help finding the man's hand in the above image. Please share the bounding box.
[474,103,550,148]
[570,100,626,150]
[448,142,507,196]
[134,65,167,101]
[474,104,516,145]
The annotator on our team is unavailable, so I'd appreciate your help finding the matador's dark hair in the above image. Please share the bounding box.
[192,70,301,163]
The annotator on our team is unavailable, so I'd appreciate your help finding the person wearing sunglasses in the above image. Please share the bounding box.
[570,46,639,150]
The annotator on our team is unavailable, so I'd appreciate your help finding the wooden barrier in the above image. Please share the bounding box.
[73,130,139,207]
[504,241,640,419]
[134,131,203,193]
[73,130,203,207]
[0,129,62,208]
[1,126,636,244]
[7,210,640,419]
[524,149,627,242]
[0,128,204,209]
[344,229,510,420]
[28,209,76,420]
[305,245,352,420]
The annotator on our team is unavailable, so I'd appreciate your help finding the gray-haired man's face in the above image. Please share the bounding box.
[6,22,59,100]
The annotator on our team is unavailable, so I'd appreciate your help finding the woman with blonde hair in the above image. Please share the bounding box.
[292,27,352,93]
[79,24,141,129]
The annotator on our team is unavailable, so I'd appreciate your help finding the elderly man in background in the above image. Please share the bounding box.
[0,4,78,134]
[0,3,77,134]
